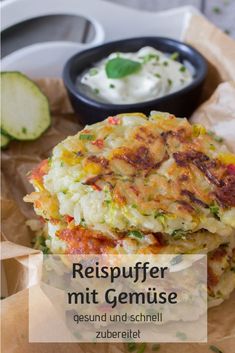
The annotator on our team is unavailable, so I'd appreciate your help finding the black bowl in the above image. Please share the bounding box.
[63,37,207,125]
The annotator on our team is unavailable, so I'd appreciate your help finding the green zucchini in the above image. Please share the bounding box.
[1,72,51,141]
[1,133,11,149]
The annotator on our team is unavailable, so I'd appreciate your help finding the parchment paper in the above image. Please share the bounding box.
[1,13,235,353]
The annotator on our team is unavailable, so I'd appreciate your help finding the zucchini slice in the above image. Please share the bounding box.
[1,133,11,149]
[1,72,51,140]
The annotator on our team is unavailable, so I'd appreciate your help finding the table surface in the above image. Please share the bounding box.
[1,0,235,58]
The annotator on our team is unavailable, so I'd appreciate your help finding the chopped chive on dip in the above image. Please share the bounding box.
[93,88,100,94]
[168,79,172,86]
[155,73,161,78]
[179,66,186,72]
[89,68,98,76]
[79,134,95,141]
[170,52,179,60]
[128,230,144,239]
[140,53,159,63]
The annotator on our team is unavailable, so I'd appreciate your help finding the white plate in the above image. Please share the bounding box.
[1,0,199,77]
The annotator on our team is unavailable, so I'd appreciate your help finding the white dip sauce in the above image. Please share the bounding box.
[80,46,193,104]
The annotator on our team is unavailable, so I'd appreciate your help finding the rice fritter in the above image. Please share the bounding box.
[24,112,235,306]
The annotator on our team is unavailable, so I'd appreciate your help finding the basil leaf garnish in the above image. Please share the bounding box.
[105,57,142,79]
